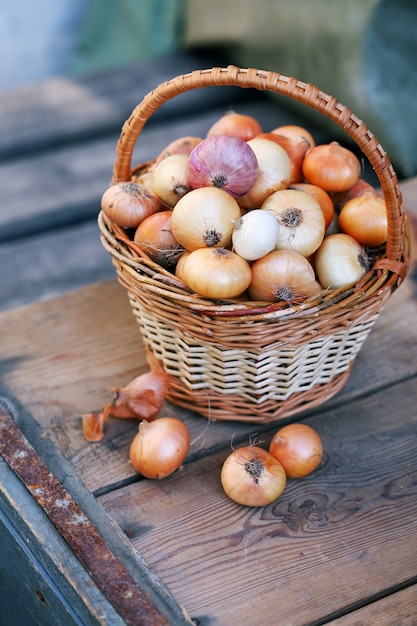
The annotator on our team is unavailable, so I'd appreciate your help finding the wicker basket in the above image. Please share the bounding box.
[99,65,410,423]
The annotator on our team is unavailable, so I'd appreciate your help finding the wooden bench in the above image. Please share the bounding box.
[1,52,416,625]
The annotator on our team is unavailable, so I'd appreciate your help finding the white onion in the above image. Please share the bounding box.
[232,209,279,261]
[314,233,370,289]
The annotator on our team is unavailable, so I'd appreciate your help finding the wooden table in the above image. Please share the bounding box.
[1,54,416,625]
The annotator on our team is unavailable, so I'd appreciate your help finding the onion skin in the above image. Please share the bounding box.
[338,190,388,247]
[302,142,361,192]
[134,210,184,268]
[249,249,322,303]
[178,247,252,299]
[289,182,334,230]
[154,136,203,166]
[221,445,287,507]
[207,111,263,141]
[188,135,259,196]
[314,233,369,289]
[269,423,323,478]
[262,188,326,258]
[101,182,161,228]
[232,209,279,261]
[130,417,190,479]
[108,371,168,421]
[171,186,242,251]
[238,138,292,209]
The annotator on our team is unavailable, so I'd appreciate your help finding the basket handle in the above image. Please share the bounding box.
[112,65,408,267]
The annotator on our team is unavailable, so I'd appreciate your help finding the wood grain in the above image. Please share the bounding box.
[98,378,417,625]
[327,584,417,625]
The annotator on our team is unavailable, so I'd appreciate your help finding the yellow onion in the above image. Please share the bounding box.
[248,249,322,303]
[262,188,325,257]
[171,186,242,251]
[269,423,323,478]
[221,445,287,507]
[177,247,252,299]
[152,154,192,207]
[101,181,161,228]
[130,417,190,479]
[338,190,388,247]
[302,141,361,192]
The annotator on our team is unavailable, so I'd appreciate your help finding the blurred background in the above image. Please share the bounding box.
[1,0,416,177]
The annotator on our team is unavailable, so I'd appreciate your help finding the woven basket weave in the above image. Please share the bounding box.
[99,65,410,423]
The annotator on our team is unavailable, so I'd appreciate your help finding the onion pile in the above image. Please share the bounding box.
[101,111,387,302]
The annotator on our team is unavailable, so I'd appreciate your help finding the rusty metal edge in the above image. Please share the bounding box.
[0,402,178,626]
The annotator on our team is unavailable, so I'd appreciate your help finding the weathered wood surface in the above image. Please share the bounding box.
[99,378,417,624]
[328,584,417,625]
[0,177,416,623]
[0,53,416,624]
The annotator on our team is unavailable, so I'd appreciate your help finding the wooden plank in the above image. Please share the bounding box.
[0,221,114,313]
[97,377,417,625]
[0,458,126,625]
[327,584,417,625]
[0,52,251,159]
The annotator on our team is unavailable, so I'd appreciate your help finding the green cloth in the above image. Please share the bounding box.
[184,0,417,179]
[69,0,184,75]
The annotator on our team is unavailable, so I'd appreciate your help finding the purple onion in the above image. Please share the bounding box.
[188,135,259,196]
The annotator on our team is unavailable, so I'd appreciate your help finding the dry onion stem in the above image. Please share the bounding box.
[81,371,168,442]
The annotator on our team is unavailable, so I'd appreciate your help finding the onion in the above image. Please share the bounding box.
[248,249,322,303]
[289,182,334,230]
[177,247,252,299]
[207,111,263,141]
[269,423,323,478]
[130,417,190,479]
[261,188,326,257]
[258,124,314,183]
[331,178,380,211]
[338,190,388,247]
[154,136,203,166]
[314,233,370,289]
[270,124,315,152]
[238,138,292,209]
[221,445,287,507]
[302,141,361,192]
[134,210,184,268]
[170,186,242,251]
[101,182,161,229]
[232,209,279,261]
[188,135,259,196]
[152,154,192,207]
